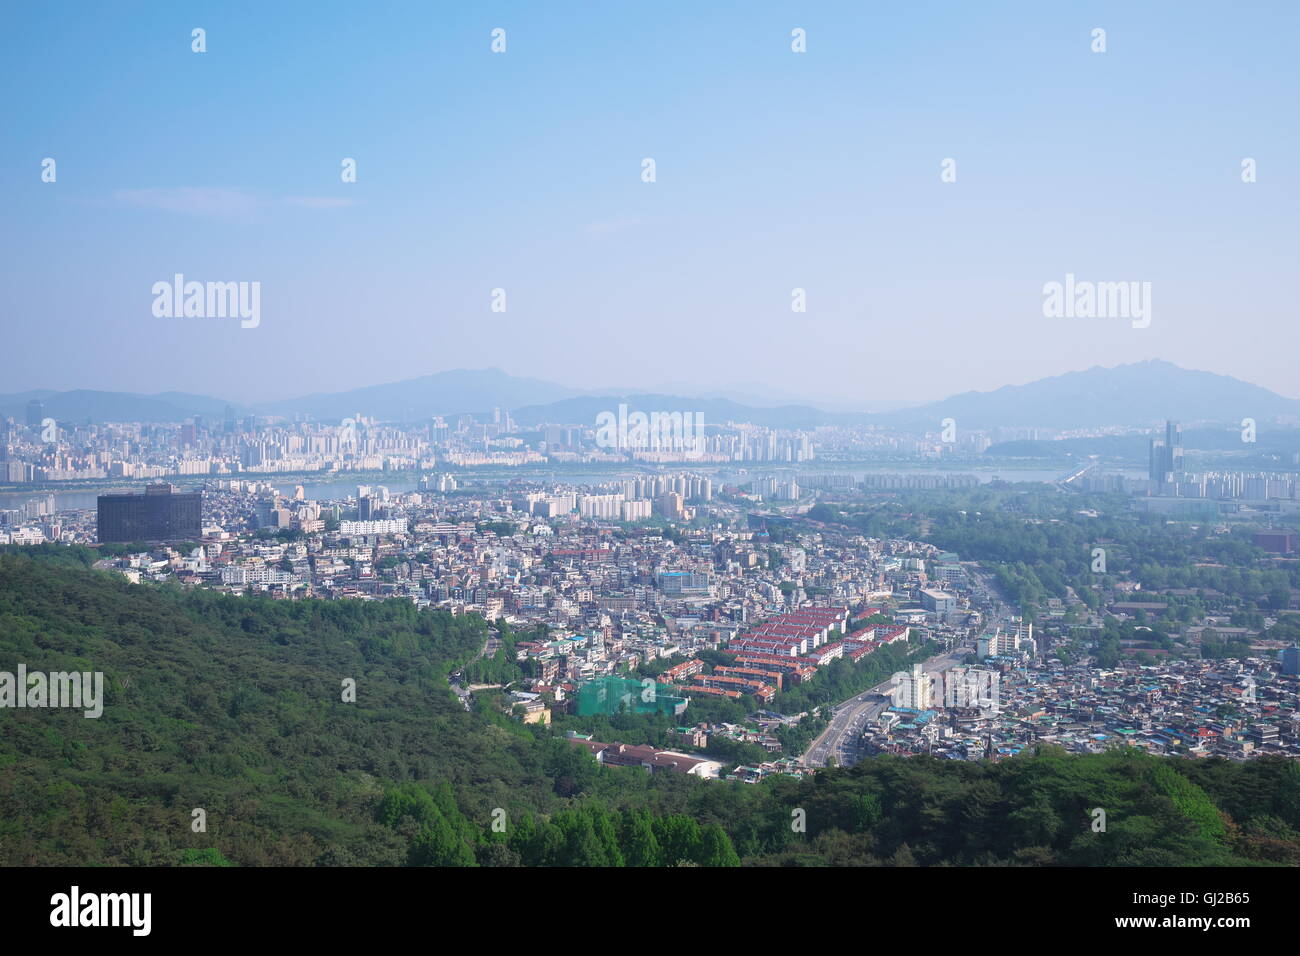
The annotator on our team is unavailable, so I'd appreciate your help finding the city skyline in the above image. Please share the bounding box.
[5,356,1300,417]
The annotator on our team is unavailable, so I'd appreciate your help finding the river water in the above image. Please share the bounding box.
[1,465,1144,512]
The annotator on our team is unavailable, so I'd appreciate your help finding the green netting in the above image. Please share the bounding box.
[574,676,686,717]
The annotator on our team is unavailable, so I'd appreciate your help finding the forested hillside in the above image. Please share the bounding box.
[2,547,1298,866]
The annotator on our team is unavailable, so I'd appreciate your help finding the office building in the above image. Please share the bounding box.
[1148,420,1184,485]
[921,588,959,623]
[97,483,202,543]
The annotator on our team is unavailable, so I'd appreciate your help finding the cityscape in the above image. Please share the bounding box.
[2,0,1296,933]
[4,394,1300,782]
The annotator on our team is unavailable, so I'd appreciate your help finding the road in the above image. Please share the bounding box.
[448,633,501,711]
[1056,461,1098,489]
[801,645,970,768]
[801,559,1021,768]
[963,562,1017,633]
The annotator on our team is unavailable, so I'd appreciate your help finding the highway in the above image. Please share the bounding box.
[801,562,1019,768]
[801,645,970,768]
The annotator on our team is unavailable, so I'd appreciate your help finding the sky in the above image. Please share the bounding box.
[2,1,1298,406]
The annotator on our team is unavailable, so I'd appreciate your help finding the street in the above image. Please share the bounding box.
[801,645,970,768]
[801,563,1017,768]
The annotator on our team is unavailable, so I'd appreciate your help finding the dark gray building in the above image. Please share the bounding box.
[97,483,202,543]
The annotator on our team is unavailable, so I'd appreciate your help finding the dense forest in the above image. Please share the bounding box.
[2,546,1298,866]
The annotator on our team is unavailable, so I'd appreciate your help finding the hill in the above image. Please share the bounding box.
[254,368,581,422]
[878,360,1300,430]
[0,547,731,866]
[10,361,1299,432]
[3,548,1299,866]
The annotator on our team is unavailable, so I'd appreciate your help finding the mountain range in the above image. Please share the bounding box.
[870,361,1300,430]
[4,361,1297,432]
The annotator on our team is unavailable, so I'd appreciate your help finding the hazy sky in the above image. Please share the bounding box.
[3,1,1297,406]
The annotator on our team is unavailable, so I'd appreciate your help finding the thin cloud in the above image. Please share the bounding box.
[115,186,261,219]
[282,196,356,209]
[113,187,356,219]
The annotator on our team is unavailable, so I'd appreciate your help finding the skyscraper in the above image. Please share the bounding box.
[97,483,202,543]
[1165,420,1183,476]
[1149,420,1183,485]
[1148,438,1166,483]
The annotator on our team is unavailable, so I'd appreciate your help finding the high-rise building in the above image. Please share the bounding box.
[25,399,44,427]
[1148,438,1167,483]
[892,664,932,709]
[97,483,202,543]
[977,622,1034,660]
[1166,420,1183,476]
[655,492,684,520]
[1149,420,1184,485]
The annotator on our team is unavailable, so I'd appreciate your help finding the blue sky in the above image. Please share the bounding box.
[2,1,1297,405]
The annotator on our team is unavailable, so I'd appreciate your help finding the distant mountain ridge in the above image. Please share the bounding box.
[510,394,838,430]
[5,361,1297,430]
[255,368,581,422]
[0,389,247,424]
[869,361,1300,430]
